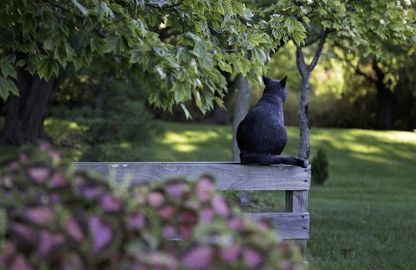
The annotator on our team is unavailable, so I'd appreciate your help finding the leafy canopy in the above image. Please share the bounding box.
[250,0,414,57]
[0,0,310,115]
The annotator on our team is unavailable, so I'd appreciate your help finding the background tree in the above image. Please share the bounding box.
[253,0,414,158]
[0,0,298,145]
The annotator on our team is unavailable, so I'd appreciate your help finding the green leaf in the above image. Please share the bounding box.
[193,90,202,108]
[0,76,19,101]
[243,7,254,20]
[218,60,232,73]
[0,61,17,79]
[71,0,89,16]
[193,42,206,58]
[180,103,191,119]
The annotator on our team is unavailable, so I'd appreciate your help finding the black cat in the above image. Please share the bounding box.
[236,76,308,168]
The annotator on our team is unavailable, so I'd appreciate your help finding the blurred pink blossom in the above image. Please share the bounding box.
[89,216,112,254]
[243,248,263,268]
[101,194,122,212]
[182,245,213,269]
[24,206,54,225]
[212,195,229,217]
[28,167,50,184]
[64,217,84,242]
[220,245,241,263]
[146,192,165,208]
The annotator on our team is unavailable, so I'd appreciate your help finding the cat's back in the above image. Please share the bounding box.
[240,100,283,129]
[236,101,286,154]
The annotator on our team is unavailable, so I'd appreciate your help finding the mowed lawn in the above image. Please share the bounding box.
[1,120,416,269]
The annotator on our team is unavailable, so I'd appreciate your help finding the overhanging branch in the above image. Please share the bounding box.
[308,29,327,71]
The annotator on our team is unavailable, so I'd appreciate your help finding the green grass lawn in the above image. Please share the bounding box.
[1,119,416,269]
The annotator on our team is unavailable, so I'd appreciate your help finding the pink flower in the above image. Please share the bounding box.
[220,245,241,263]
[165,182,187,199]
[89,216,112,254]
[157,206,176,220]
[256,220,271,232]
[243,248,263,268]
[24,206,54,225]
[212,195,229,217]
[196,177,215,202]
[28,167,50,184]
[64,217,84,242]
[8,161,19,169]
[51,172,68,188]
[19,153,28,162]
[182,245,214,269]
[228,216,246,231]
[146,192,165,208]
[40,142,52,150]
[127,213,145,229]
[162,226,176,239]
[200,209,214,223]
[100,194,122,212]
[81,185,104,200]
[37,230,65,257]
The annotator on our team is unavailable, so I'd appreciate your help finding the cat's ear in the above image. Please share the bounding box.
[280,76,288,88]
[262,76,271,85]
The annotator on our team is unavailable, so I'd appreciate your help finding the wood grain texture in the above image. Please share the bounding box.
[290,191,309,256]
[249,212,309,240]
[74,162,311,191]
[292,191,309,213]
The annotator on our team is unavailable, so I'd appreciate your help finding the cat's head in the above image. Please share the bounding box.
[262,76,288,102]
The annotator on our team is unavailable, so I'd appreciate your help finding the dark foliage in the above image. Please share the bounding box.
[311,148,329,185]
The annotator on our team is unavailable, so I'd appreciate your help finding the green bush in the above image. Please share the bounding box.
[311,148,329,185]
[49,72,161,161]
[0,145,306,270]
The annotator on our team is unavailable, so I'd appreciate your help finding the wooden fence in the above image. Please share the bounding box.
[75,162,311,250]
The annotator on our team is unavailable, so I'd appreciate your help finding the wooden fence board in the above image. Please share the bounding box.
[249,212,309,240]
[74,162,311,191]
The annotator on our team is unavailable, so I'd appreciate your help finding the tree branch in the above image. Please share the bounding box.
[296,46,308,78]
[355,66,377,83]
[308,29,327,71]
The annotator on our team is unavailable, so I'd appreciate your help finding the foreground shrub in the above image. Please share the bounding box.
[311,148,329,185]
[0,145,306,269]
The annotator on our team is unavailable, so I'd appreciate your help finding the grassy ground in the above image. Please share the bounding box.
[1,119,416,269]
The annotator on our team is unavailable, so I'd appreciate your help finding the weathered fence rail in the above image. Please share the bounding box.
[75,162,310,246]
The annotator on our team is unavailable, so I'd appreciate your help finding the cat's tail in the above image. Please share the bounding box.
[240,153,308,168]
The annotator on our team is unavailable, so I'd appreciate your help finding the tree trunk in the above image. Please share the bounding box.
[297,72,311,160]
[375,84,393,130]
[296,47,312,161]
[2,70,58,145]
[296,30,327,160]
[231,75,252,208]
[372,59,393,130]
[232,75,252,161]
